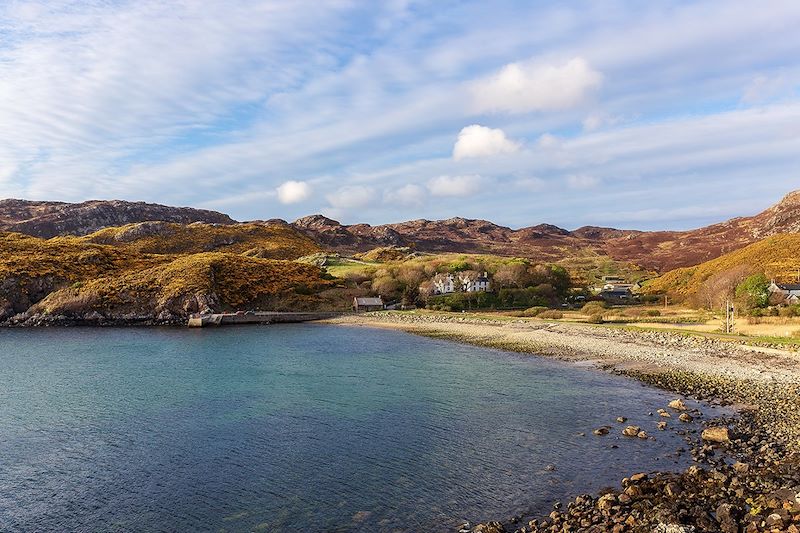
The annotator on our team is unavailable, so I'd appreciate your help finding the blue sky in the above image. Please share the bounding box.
[0,0,798,230]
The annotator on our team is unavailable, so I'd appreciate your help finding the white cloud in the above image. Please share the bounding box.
[384,183,426,206]
[471,57,602,114]
[566,174,600,189]
[276,180,312,204]
[452,124,520,160]
[427,174,483,197]
[326,185,376,209]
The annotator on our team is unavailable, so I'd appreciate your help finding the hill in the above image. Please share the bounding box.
[0,223,328,324]
[2,189,799,277]
[0,199,234,238]
[291,190,800,273]
[29,253,333,324]
[644,234,800,297]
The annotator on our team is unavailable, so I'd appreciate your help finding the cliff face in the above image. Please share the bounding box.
[0,199,235,238]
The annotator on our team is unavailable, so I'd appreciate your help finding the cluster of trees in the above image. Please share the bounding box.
[343,257,572,310]
[692,268,791,315]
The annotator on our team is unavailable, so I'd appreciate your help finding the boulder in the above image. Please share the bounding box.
[701,426,730,443]
[668,399,688,411]
[622,425,641,437]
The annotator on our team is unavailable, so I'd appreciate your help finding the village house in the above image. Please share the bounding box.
[768,281,800,305]
[353,297,384,312]
[431,272,491,294]
[432,273,457,294]
[460,271,491,292]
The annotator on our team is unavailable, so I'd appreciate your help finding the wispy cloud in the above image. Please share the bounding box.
[0,1,798,229]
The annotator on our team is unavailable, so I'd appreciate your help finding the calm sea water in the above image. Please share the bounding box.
[0,324,711,532]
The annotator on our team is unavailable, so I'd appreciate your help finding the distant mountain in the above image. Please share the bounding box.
[290,190,800,272]
[2,190,799,273]
[0,199,234,238]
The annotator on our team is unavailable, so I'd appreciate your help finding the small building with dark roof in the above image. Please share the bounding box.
[353,297,385,312]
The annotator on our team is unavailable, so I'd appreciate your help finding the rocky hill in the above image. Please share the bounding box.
[0,219,328,325]
[0,199,234,238]
[290,190,800,272]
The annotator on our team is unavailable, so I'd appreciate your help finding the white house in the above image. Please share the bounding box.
[432,273,457,294]
[431,272,491,294]
[768,281,800,305]
[460,271,491,292]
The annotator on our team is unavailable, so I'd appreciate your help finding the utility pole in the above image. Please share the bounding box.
[724,299,735,334]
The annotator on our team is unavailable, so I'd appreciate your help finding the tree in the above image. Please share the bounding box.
[493,263,531,288]
[696,265,754,310]
[735,273,770,309]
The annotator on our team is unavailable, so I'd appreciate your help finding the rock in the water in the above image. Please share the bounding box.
[668,399,688,411]
[657,409,671,418]
[616,416,627,423]
[637,430,649,439]
[701,426,730,443]
[678,412,693,423]
[622,425,641,437]
[593,427,610,436]
[657,421,667,430]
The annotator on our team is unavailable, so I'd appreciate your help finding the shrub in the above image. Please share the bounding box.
[779,306,799,318]
[586,314,604,324]
[581,302,607,314]
[645,309,661,317]
[522,306,548,317]
[538,310,563,319]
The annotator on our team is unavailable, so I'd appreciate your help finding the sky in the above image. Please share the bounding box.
[0,1,799,230]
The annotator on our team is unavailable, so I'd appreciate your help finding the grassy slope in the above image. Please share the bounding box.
[84,221,319,258]
[645,234,800,296]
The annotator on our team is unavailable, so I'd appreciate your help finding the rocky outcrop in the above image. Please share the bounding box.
[0,199,234,238]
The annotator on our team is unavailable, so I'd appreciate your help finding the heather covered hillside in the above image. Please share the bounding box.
[644,234,800,298]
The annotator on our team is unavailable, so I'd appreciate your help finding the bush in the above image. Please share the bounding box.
[779,306,799,318]
[645,309,661,317]
[522,306,548,317]
[581,302,607,314]
[586,314,604,324]
[538,310,563,319]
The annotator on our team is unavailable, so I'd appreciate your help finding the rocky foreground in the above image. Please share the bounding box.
[328,312,800,533]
